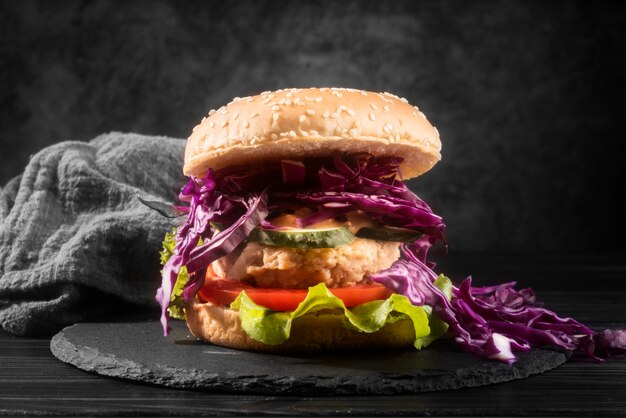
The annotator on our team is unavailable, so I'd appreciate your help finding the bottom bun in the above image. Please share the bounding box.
[185,298,416,352]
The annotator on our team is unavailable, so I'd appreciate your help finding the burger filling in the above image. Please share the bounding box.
[156,152,450,347]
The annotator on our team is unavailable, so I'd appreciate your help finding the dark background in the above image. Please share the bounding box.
[1,0,624,253]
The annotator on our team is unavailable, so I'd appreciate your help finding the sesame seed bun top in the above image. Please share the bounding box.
[184,87,442,179]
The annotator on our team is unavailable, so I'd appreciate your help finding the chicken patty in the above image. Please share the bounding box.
[212,238,401,289]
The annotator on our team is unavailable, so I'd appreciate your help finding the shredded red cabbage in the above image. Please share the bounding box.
[281,160,306,185]
[156,168,268,335]
[271,151,446,241]
[372,242,625,363]
[154,152,625,363]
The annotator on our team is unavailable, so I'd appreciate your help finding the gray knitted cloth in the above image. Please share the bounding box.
[0,133,185,336]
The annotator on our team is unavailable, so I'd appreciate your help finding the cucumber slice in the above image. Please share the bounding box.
[355,227,422,243]
[248,227,355,249]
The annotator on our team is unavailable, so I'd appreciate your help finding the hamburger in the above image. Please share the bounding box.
[152,87,626,362]
[156,87,452,352]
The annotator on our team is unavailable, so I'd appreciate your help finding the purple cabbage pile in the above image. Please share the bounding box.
[155,152,625,363]
[372,244,626,363]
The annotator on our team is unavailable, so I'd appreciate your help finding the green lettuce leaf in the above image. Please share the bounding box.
[416,274,453,348]
[160,229,189,320]
[231,278,452,348]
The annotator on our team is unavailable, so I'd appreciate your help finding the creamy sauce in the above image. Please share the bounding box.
[268,209,374,234]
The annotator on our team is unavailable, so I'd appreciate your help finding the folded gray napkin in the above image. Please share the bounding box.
[0,133,185,336]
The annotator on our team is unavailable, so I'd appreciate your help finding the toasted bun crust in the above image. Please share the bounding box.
[185,298,415,352]
[184,88,441,180]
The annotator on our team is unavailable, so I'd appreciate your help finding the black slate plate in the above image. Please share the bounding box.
[50,315,568,395]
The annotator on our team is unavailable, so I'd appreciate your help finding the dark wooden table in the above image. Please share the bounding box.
[1,253,625,417]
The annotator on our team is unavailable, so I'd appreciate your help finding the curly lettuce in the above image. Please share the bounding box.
[231,277,452,348]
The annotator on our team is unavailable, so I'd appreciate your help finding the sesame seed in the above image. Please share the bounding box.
[263,98,271,104]
[233,112,239,120]
[250,112,259,119]
[309,129,319,135]
[285,99,292,106]
[286,92,293,98]
[418,111,426,119]
[349,128,359,136]
[233,96,241,101]
[400,97,408,103]
[434,126,440,136]
[335,127,342,135]
[246,97,254,102]
[299,115,306,123]
[306,109,315,116]
[383,105,390,112]
[260,91,271,95]
[273,113,280,121]
[315,97,323,103]
[305,96,314,101]
[369,113,376,121]
[389,135,395,142]
[370,103,378,111]
[209,121,215,128]
[346,108,355,116]
[323,111,330,118]
[243,120,250,128]
[395,133,401,141]
[250,138,257,145]
[360,91,368,96]
[279,98,286,105]
[280,132,288,137]
[289,130,297,138]
[208,109,216,115]
[301,131,309,137]
[271,133,278,140]
[330,112,339,119]
[221,121,229,128]
[272,105,280,111]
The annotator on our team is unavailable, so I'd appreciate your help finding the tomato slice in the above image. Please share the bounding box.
[197,278,393,311]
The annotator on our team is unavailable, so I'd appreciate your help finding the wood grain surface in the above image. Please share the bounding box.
[1,253,625,417]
